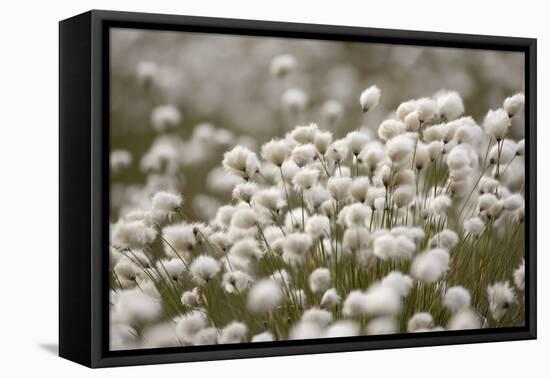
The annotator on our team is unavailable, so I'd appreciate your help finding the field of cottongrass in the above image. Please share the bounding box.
[109,31,526,350]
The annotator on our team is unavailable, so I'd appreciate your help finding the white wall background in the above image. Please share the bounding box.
[0,0,546,375]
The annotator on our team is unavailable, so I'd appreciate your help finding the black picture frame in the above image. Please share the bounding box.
[59,9,537,368]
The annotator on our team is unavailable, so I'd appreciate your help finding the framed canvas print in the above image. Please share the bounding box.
[59,10,537,368]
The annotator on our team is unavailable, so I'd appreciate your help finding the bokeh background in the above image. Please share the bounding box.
[110,27,524,222]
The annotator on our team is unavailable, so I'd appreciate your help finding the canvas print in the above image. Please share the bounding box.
[108,28,526,351]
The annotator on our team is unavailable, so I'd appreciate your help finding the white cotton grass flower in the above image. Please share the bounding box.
[192,327,219,346]
[437,91,464,121]
[416,97,438,123]
[404,111,420,132]
[114,288,162,326]
[344,203,371,228]
[301,308,333,327]
[483,108,511,141]
[327,177,352,202]
[413,142,430,170]
[427,140,444,161]
[410,248,450,283]
[305,215,330,240]
[283,232,312,257]
[342,227,370,254]
[325,321,360,338]
[378,119,405,141]
[181,287,201,307]
[280,159,300,181]
[322,100,344,125]
[407,312,434,332]
[269,269,291,287]
[380,271,414,297]
[214,205,236,229]
[140,322,180,349]
[463,217,485,236]
[443,286,471,313]
[503,193,524,211]
[232,182,258,204]
[157,258,187,283]
[261,139,291,167]
[350,176,370,203]
[309,268,331,294]
[479,176,499,194]
[292,167,319,191]
[229,238,263,260]
[247,279,283,314]
[429,229,459,249]
[342,290,369,317]
[189,255,220,284]
[313,130,333,155]
[366,317,398,335]
[487,281,516,321]
[251,331,275,342]
[230,207,257,229]
[289,320,324,340]
[222,270,254,293]
[222,145,261,179]
[111,150,132,174]
[344,282,403,318]
[319,288,340,309]
[393,185,415,208]
[136,60,158,86]
[478,193,498,212]
[489,140,516,166]
[503,93,525,117]
[218,322,248,344]
[357,143,386,174]
[270,53,297,78]
[291,143,317,167]
[447,309,481,330]
[151,191,182,220]
[396,99,417,121]
[325,139,350,164]
[373,233,416,261]
[151,104,182,132]
[359,85,381,112]
[112,219,157,250]
[290,123,319,145]
[428,194,452,216]
[386,134,414,166]
[513,259,525,291]
[176,310,208,344]
[252,188,285,213]
[363,283,403,316]
[346,131,370,157]
[161,223,196,257]
[282,87,308,114]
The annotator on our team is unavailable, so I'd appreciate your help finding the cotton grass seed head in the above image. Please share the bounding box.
[218,321,248,344]
[359,85,381,112]
[503,92,525,117]
[321,288,341,309]
[487,281,516,320]
[247,279,283,314]
[270,53,297,78]
[407,312,434,332]
[443,286,471,313]
[411,248,450,283]
[190,255,220,284]
[483,108,511,141]
[261,139,291,167]
[309,268,331,293]
[151,104,181,132]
